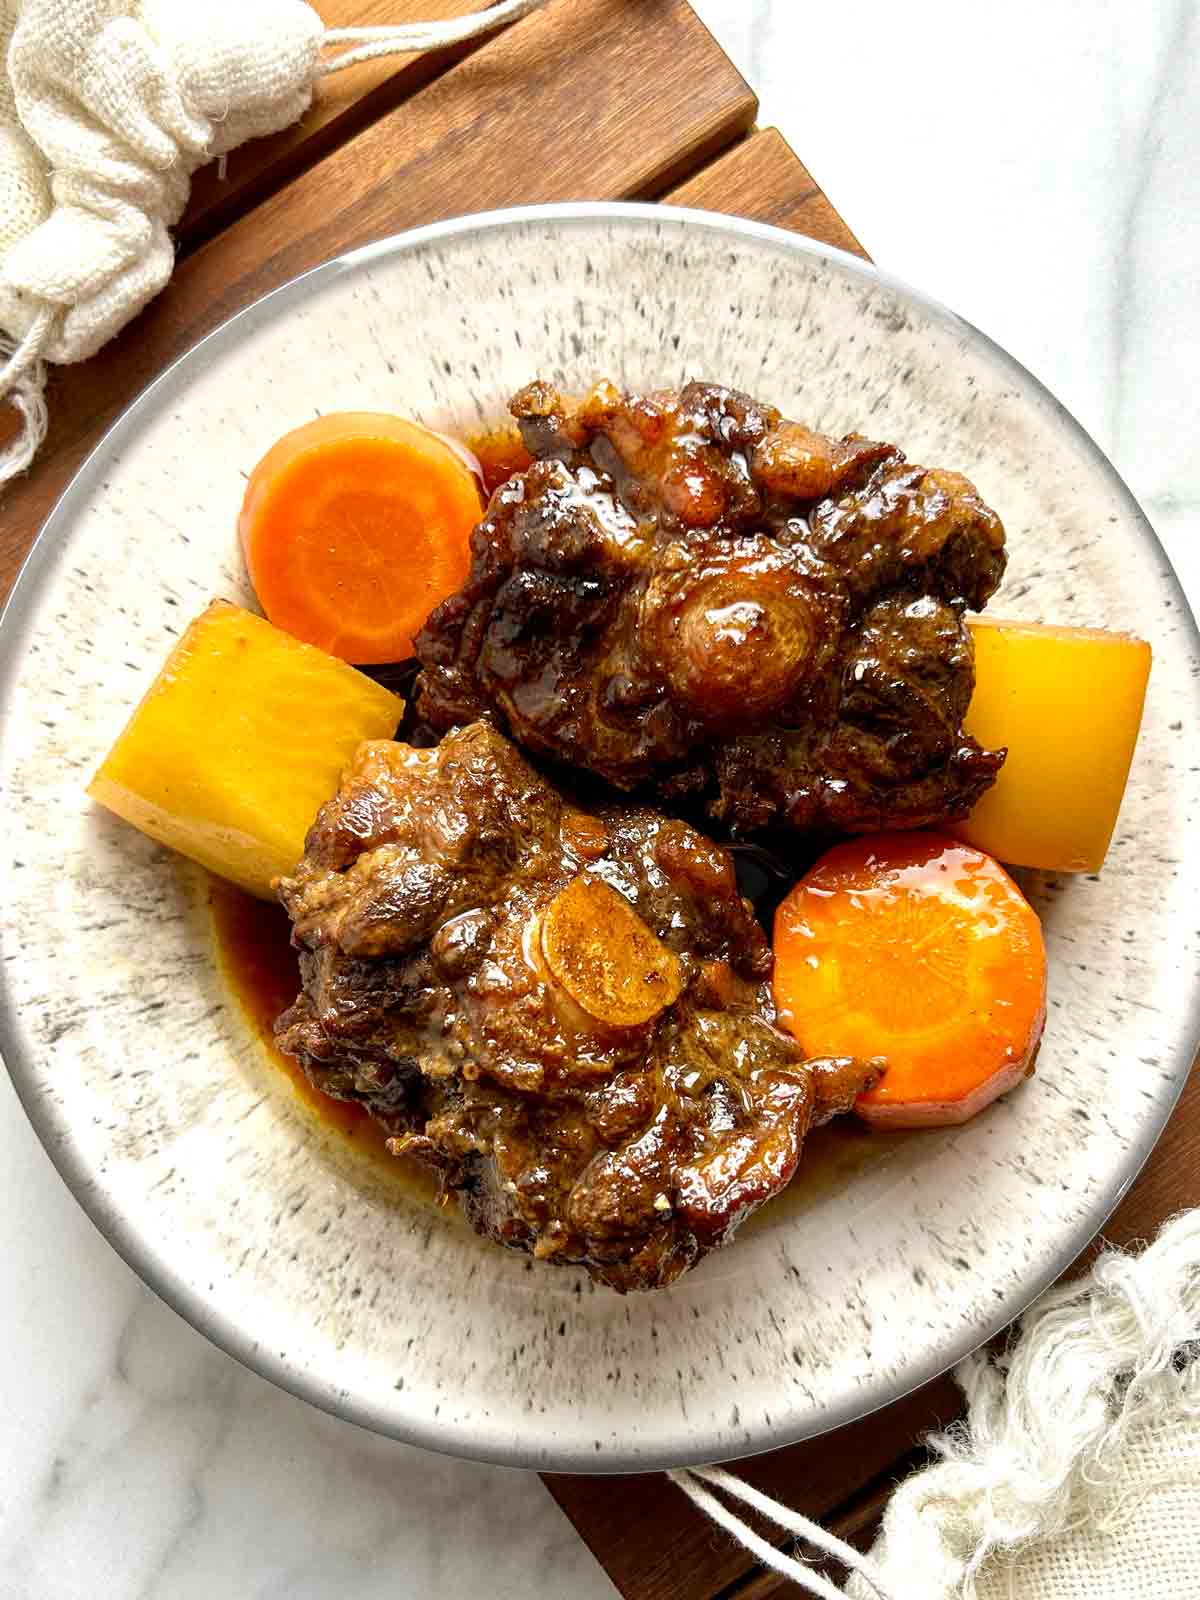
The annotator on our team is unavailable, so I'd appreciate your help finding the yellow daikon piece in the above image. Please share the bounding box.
[956,617,1151,873]
[88,602,403,898]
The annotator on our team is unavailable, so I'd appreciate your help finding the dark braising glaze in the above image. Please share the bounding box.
[422,381,1007,840]
[208,877,448,1211]
[209,876,897,1254]
[465,425,532,499]
[272,725,839,1292]
[742,1116,896,1235]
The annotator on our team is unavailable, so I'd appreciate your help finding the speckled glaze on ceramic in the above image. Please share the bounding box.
[1,206,1197,1472]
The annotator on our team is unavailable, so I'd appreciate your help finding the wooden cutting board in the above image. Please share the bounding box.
[2,5,1195,1596]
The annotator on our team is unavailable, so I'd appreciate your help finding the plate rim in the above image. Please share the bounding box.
[2,199,1198,1473]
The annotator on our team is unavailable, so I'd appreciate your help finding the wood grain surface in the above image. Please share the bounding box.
[183,1,495,250]
[667,128,868,258]
[1,5,1195,1597]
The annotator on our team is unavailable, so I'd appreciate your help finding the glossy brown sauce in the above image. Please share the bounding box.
[210,877,896,1240]
[209,878,447,1209]
[742,1116,896,1235]
[466,424,532,498]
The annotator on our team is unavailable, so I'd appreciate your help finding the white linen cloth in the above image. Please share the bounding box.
[0,0,548,486]
[672,1209,1200,1598]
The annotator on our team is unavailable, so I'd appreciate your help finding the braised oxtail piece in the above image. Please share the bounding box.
[414,380,1007,837]
[275,723,879,1291]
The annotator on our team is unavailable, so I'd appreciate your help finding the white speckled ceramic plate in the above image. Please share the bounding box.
[2,205,1198,1472]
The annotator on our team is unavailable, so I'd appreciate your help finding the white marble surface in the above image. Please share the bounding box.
[2,5,1197,1597]
[697,0,1200,610]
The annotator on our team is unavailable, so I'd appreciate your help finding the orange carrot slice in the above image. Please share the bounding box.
[238,412,483,664]
[773,832,1046,1128]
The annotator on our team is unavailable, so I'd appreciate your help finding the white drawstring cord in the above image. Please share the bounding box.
[0,304,55,403]
[669,1464,901,1600]
[0,305,56,489]
[316,0,550,76]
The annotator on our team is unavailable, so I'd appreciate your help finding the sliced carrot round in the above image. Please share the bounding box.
[773,832,1046,1128]
[238,412,483,664]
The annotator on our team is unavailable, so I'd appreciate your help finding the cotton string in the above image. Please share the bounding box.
[317,0,549,74]
[668,1464,899,1600]
[0,305,55,483]
[0,0,552,490]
